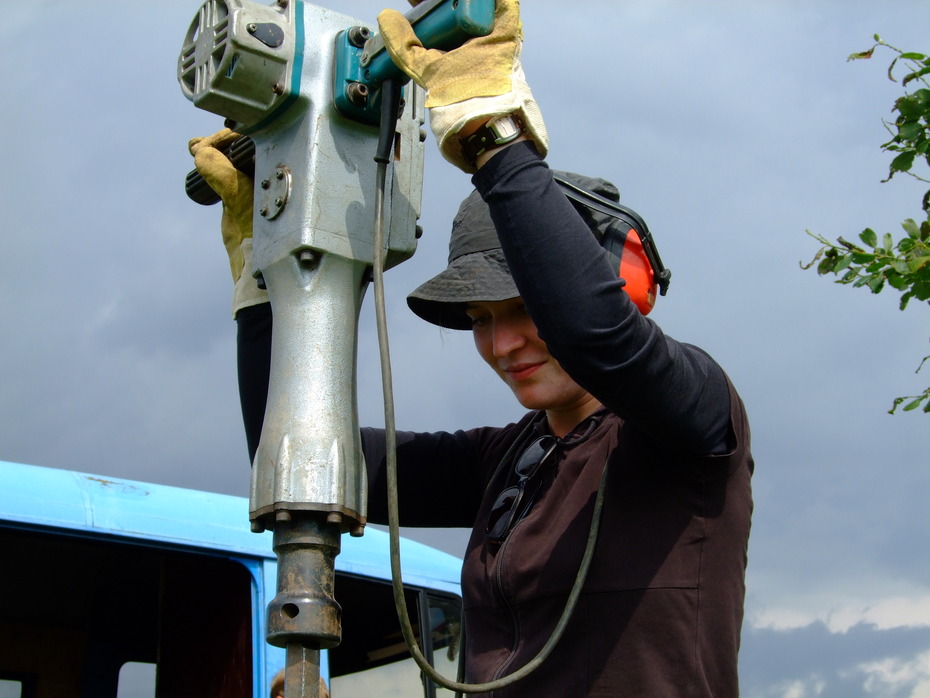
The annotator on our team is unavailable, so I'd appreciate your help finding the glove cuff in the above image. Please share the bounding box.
[430,56,548,173]
[232,238,269,318]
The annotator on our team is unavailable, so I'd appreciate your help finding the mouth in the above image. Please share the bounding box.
[504,362,543,382]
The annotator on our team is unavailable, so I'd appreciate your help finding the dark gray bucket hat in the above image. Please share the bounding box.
[406,170,620,330]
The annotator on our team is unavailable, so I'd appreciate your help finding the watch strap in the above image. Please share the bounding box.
[460,114,525,166]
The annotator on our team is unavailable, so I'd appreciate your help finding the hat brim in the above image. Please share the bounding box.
[406,248,519,330]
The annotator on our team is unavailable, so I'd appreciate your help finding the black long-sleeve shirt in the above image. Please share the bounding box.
[358,143,753,696]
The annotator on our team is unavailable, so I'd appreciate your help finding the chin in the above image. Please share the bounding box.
[509,386,550,412]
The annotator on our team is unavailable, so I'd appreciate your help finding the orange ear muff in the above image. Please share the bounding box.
[614,225,657,314]
[553,175,671,316]
[602,220,661,314]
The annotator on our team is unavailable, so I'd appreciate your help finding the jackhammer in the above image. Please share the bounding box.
[177,1,494,696]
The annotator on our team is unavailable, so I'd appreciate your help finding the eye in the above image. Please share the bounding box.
[465,306,491,328]
[467,312,490,328]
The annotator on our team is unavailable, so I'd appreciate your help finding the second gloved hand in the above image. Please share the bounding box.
[189,129,268,318]
[377,0,547,172]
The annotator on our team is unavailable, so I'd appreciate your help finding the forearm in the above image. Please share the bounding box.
[361,427,485,527]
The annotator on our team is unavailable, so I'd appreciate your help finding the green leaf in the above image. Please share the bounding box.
[817,257,834,276]
[903,218,921,238]
[888,55,902,82]
[891,151,916,173]
[899,121,923,140]
[903,65,930,87]
[900,52,928,61]
[860,228,878,247]
[913,280,930,300]
[834,254,854,272]
[868,276,885,293]
[852,251,876,264]
[848,48,875,61]
[883,232,895,251]
[903,397,924,411]
[887,270,908,289]
[896,95,925,119]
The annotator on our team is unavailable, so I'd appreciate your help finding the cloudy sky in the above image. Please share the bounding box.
[3,1,930,696]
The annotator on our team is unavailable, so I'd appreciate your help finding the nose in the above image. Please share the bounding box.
[491,316,526,357]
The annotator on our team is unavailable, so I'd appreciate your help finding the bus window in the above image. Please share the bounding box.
[0,674,33,698]
[328,576,462,697]
[0,529,253,698]
[117,662,155,698]
[424,593,462,692]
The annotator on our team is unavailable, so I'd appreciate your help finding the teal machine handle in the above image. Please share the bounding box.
[333,0,495,124]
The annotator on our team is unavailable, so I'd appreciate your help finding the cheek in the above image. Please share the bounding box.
[472,329,494,365]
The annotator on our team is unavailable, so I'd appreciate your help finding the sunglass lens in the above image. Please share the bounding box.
[486,485,520,541]
[514,435,557,477]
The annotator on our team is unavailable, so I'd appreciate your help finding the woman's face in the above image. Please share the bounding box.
[465,297,601,434]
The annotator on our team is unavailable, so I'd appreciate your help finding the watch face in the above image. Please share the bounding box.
[489,115,521,142]
[462,114,524,164]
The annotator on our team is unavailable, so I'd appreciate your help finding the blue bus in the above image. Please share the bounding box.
[0,460,463,698]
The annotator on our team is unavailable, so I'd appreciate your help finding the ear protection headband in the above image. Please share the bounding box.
[554,176,671,315]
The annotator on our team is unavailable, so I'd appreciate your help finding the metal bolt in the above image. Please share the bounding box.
[347,25,371,48]
[274,197,283,207]
[247,23,257,34]
[261,179,270,189]
[256,273,267,290]
[345,82,369,107]
[259,206,269,218]
[275,169,285,180]
[272,82,284,95]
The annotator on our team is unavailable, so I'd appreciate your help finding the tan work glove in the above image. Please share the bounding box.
[377,0,547,172]
[188,129,268,318]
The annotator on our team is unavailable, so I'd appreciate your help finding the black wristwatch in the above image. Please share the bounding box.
[461,114,525,166]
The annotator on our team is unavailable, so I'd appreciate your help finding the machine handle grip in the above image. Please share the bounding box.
[185,135,255,206]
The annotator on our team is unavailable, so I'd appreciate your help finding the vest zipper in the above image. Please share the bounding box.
[488,518,526,691]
